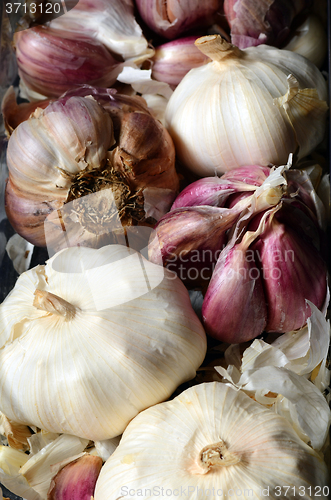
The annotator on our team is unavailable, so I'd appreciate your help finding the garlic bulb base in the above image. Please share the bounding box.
[33,290,77,320]
[199,440,241,470]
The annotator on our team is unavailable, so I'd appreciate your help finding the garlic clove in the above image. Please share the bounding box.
[152,36,210,88]
[47,454,103,500]
[282,14,328,69]
[111,110,179,192]
[5,179,65,247]
[135,0,222,39]
[224,0,313,49]
[148,205,242,285]
[253,216,328,333]
[221,164,271,185]
[171,176,257,210]
[14,26,123,99]
[202,226,267,343]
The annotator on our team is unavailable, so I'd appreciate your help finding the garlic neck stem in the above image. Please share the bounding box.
[199,440,240,471]
[195,35,242,62]
[33,289,77,320]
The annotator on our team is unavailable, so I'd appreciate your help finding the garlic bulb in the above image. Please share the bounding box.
[165,35,328,176]
[94,382,329,499]
[5,89,179,250]
[0,244,206,441]
[149,162,328,341]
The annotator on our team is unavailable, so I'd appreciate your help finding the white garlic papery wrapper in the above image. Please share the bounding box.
[0,245,207,441]
[94,382,329,500]
[165,35,329,176]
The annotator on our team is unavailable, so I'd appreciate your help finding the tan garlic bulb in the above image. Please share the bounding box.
[165,35,328,176]
[94,382,329,499]
[5,90,179,251]
[0,245,207,441]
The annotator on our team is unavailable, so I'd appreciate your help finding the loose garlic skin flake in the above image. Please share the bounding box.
[94,382,329,500]
[0,245,206,441]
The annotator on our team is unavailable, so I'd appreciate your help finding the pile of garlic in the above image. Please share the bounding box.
[0,0,330,499]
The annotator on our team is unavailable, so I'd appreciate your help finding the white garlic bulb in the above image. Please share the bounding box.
[94,382,329,499]
[0,245,207,441]
[165,35,329,176]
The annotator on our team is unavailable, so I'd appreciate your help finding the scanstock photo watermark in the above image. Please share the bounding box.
[119,485,330,497]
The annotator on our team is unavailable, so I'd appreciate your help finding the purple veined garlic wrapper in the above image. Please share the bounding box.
[223,0,313,49]
[201,215,269,344]
[135,0,223,39]
[171,165,270,209]
[47,455,103,500]
[252,211,328,333]
[14,26,123,99]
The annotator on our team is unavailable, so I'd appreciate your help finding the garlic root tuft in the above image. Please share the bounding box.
[199,440,241,470]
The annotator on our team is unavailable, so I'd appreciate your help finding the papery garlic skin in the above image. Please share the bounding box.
[50,0,150,60]
[0,245,207,441]
[165,35,328,176]
[94,382,328,500]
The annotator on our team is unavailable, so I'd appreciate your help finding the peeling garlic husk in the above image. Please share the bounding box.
[0,244,206,441]
[165,35,328,176]
[94,382,329,500]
